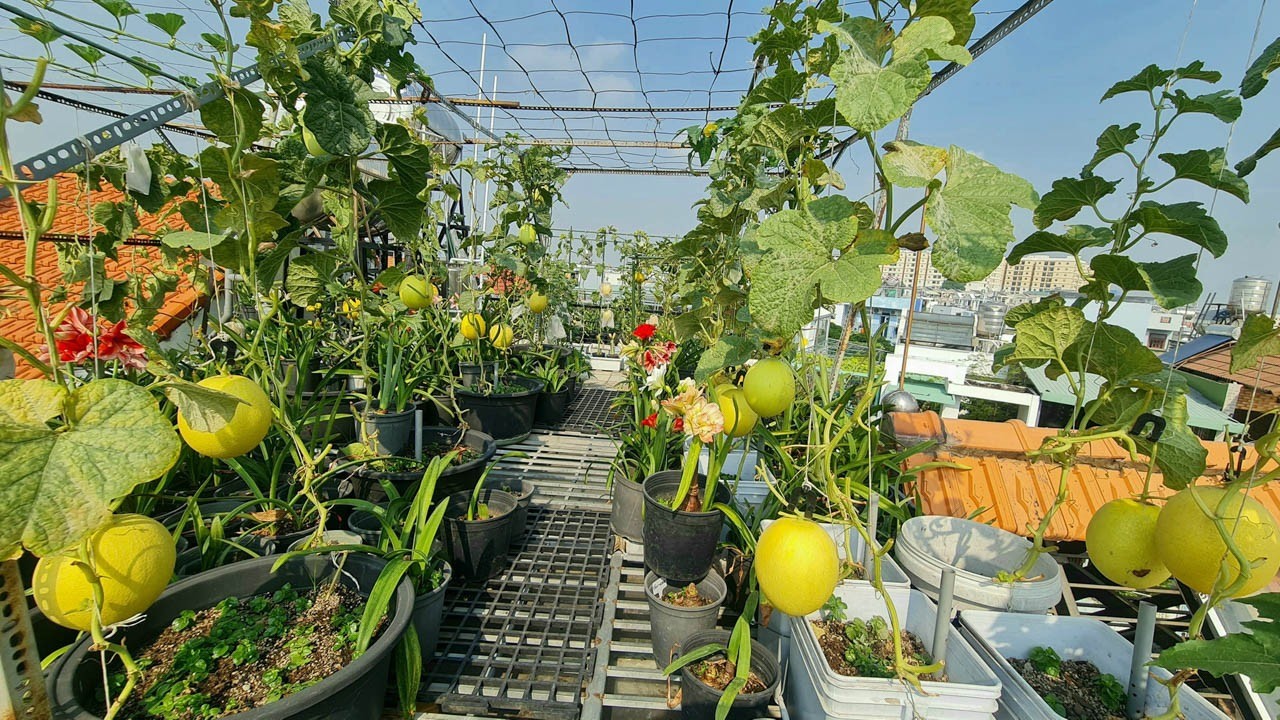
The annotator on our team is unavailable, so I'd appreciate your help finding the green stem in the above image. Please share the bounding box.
[75,543,140,720]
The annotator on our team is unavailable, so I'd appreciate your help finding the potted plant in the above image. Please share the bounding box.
[530,351,573,425]
[452,307,546,443]
[645,570,726,668]
[441,459,520,579]
[661,595,780,720]
[353,317,421,457]
[345,425,497,501]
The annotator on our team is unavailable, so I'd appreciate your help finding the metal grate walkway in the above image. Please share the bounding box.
[537,388,624,435]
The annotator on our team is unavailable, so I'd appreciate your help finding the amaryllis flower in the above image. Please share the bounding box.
[53,306,96,363]
[96,320,148,370]
[673,417,685,433]
[661,378,701,417]
[49,306,148,370]
[632,323,657,341]
[642,340,678,372]
[684,398,725,443]
[645,365,668,396]
[641,412,658,429]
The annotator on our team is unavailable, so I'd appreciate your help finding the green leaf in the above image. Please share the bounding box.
[1001,305,1088,370]
[199,88,263,148]
[11,18,60,44]
[200,32,229,53]
[1144,393,1207,489]
[1130,201,1228,257]
[92,0,138,20]
[65,44,105,68]
[285,252,340,308]
[914,0,977,45]
[0,379,180,558]
[1242,37,1280,98]
[831,29,931,133]
[892,15,972,65]
[366,178,425,242]
[1033,176,1118,229]
[1090,255,1147,294]
[1064,322,1163,386]
[1101,64,1172,101]
[818,17,891,62]
[300,55,376,155]
[1082,123,1140,175]
[926,145,1038,282]
[1158,148,1250,203]
[1237,125,1280,177]
[749,103,814,155]
[375,123,433,192]
[1231,313,1280,374]
[1135,254,1203,309]
[695,336,755,382]
[1004,296,1064,329]
[160,378,244,434]
[1007,226,1110,265]
[881,140,947,188]
[1173,60,1221,84]
[743,65,806,107]
[1154,592,1280,691]
[160,230,227,251]
[144,12,184,37]
[1166,89,1242,123]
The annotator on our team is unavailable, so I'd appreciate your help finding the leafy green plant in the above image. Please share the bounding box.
[662,592,761,720]
[1029,646,1062,679]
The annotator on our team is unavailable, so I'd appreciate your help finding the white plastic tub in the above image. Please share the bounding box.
[785,584,1000,719]
[895,516,1062,613]
[958,611,1230,720]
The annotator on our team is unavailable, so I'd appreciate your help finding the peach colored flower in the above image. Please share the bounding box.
[661,378,701,417]
[684,397,725,443]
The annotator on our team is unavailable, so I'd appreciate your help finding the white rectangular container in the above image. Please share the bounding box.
[958,611,1230,720]
[786,585,1001,719]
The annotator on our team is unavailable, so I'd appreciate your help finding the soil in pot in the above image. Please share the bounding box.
[103,583,377,718]
[663,583,713,608]
[687,654,769,694]
[1009,646,1127,720]
[812,616,942,681]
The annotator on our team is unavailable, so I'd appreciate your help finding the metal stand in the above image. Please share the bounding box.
[0,559,51,719]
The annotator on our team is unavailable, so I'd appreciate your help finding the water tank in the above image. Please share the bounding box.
[976,303,1008,337]
[1229,276,1272,316]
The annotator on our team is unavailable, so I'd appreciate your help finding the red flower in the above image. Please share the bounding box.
[641,412,658,429]
[641,340,678,373]
[672,417,685,433]
[370,282,386,294]
[49,306,148,370]
[632,323,657,341]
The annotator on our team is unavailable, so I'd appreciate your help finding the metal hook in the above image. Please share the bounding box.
[1129,413,1166,443]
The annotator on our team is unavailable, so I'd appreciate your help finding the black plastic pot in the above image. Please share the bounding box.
[676,629,779,720]
[353,401,417,456]
[354,428,497,502]
[282,357,330,396]
[347,508,385,546]
[421,394,459,427]
[610,474,645,543]
[483,476,535,538]
[454,376,544,443]
[646,570,726,667]
[642,471,728,584]
[51,554,414,720]
[457,360,499,388]
[442,489,517,580]
[534,386,571,425]
[413,562,452,663]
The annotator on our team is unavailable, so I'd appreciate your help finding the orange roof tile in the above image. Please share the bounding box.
[893,411,1280,544]
[0,174,205,378]
[1177,341,1280,414]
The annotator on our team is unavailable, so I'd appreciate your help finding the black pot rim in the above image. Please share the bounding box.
[677,629,779,701]
[414,561,452,604]
[354,427,497,482]
[454,376,545,399]
[443,489,518,526]
[643,470,724,519]
[51,553,414,719]
[352,400,418,418]
[644,570,726,609]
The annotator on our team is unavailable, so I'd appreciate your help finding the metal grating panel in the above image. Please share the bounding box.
[538,388,623,435]
[425,507,613,720]
[488,431,616,512]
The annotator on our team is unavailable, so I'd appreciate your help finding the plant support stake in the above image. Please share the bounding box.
[930,567,956,668]
[864,492,880,570]
[1127,601,1157,719]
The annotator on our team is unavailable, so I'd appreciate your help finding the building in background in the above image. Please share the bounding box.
[967,254,1086,294]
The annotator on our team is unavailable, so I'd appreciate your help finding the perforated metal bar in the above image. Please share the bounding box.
[0,560,50,720]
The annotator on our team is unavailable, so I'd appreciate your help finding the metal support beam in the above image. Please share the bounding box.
[0,559,50,720]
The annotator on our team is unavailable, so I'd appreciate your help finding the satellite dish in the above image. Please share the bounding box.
[423,102,464,164]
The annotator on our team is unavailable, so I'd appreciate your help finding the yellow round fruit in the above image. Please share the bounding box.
[177,375,273,459]
[716,385,758,438]
[529,292,549,314]
[489,323,514,349]
[743,358,795,418]
[341,297,361,320]
[755,517,840,616]
[302,125,326,156]
[519,224,537,243]
[33,514,176,631]
[1086,499,1171,589]
[599,281,613,298]
[460,313,487,340]
[634,271,646,283]
[399,276,437,309]
[1156,485,1280,597]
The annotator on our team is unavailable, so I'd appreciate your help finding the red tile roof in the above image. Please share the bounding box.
[1176,341,1280,414]
[0,173,205,378]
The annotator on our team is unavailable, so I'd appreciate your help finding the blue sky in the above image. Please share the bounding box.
[3,0,1280,301]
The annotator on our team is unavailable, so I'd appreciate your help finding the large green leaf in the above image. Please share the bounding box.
[1004,296,1065,329]
[200,88,264,148]
[892,16,971,65]
[1166,89,1242,123]
[1101,64,1173,101]
[1007,226,1110,265]
[1242,36,1280,98]
[0,379,180,558]
[1154,593,1280,692]
[160,378,244,434]
[1082,123,1140,175]
[375,123,433,192]
[743,65,806,107]
[1158,148,1250,203]
[1130,201,1227,257]
[926,146,1038,282]
[1064,322,1163,386]
[914,0,977,45]
[1087,386,1206,489]
[1135,254,1203,309]
[285,252,341,308]
[144,12,184,37]
[366,178,425,242]
[1237,125,1280,177]
[1089,255,1147,293]
[160,230,228,251]
[749,104,814,155]
[1231,313,1280,374]
[1033,176,1118,229]
[881,140,947,188]
[830,27,931,133]
[695,335,756,382]
[300,55,376,155]
[12,17,60,44]
[1001,305,1088,370]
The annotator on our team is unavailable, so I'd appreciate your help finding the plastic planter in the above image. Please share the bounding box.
[534,386,572,425]
[787,585,1001,720]
[610,474,645,542]
[352,401,417,457]
[354,428,496,502]
[457,360,499,388]
[894,516,1062,613]
[413,562,453,664]
[642,470,727,584]
[347,508,384,546]
[442,489,518,580]
[454,376,545,444]
[676,629,780,720]
[50,554,414,720]
[958,611,1229,720]
[645,570,726,667]
[484,476,536,538]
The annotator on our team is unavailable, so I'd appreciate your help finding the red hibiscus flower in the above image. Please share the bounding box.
[641,412,658,429]
[632,323,657,341]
